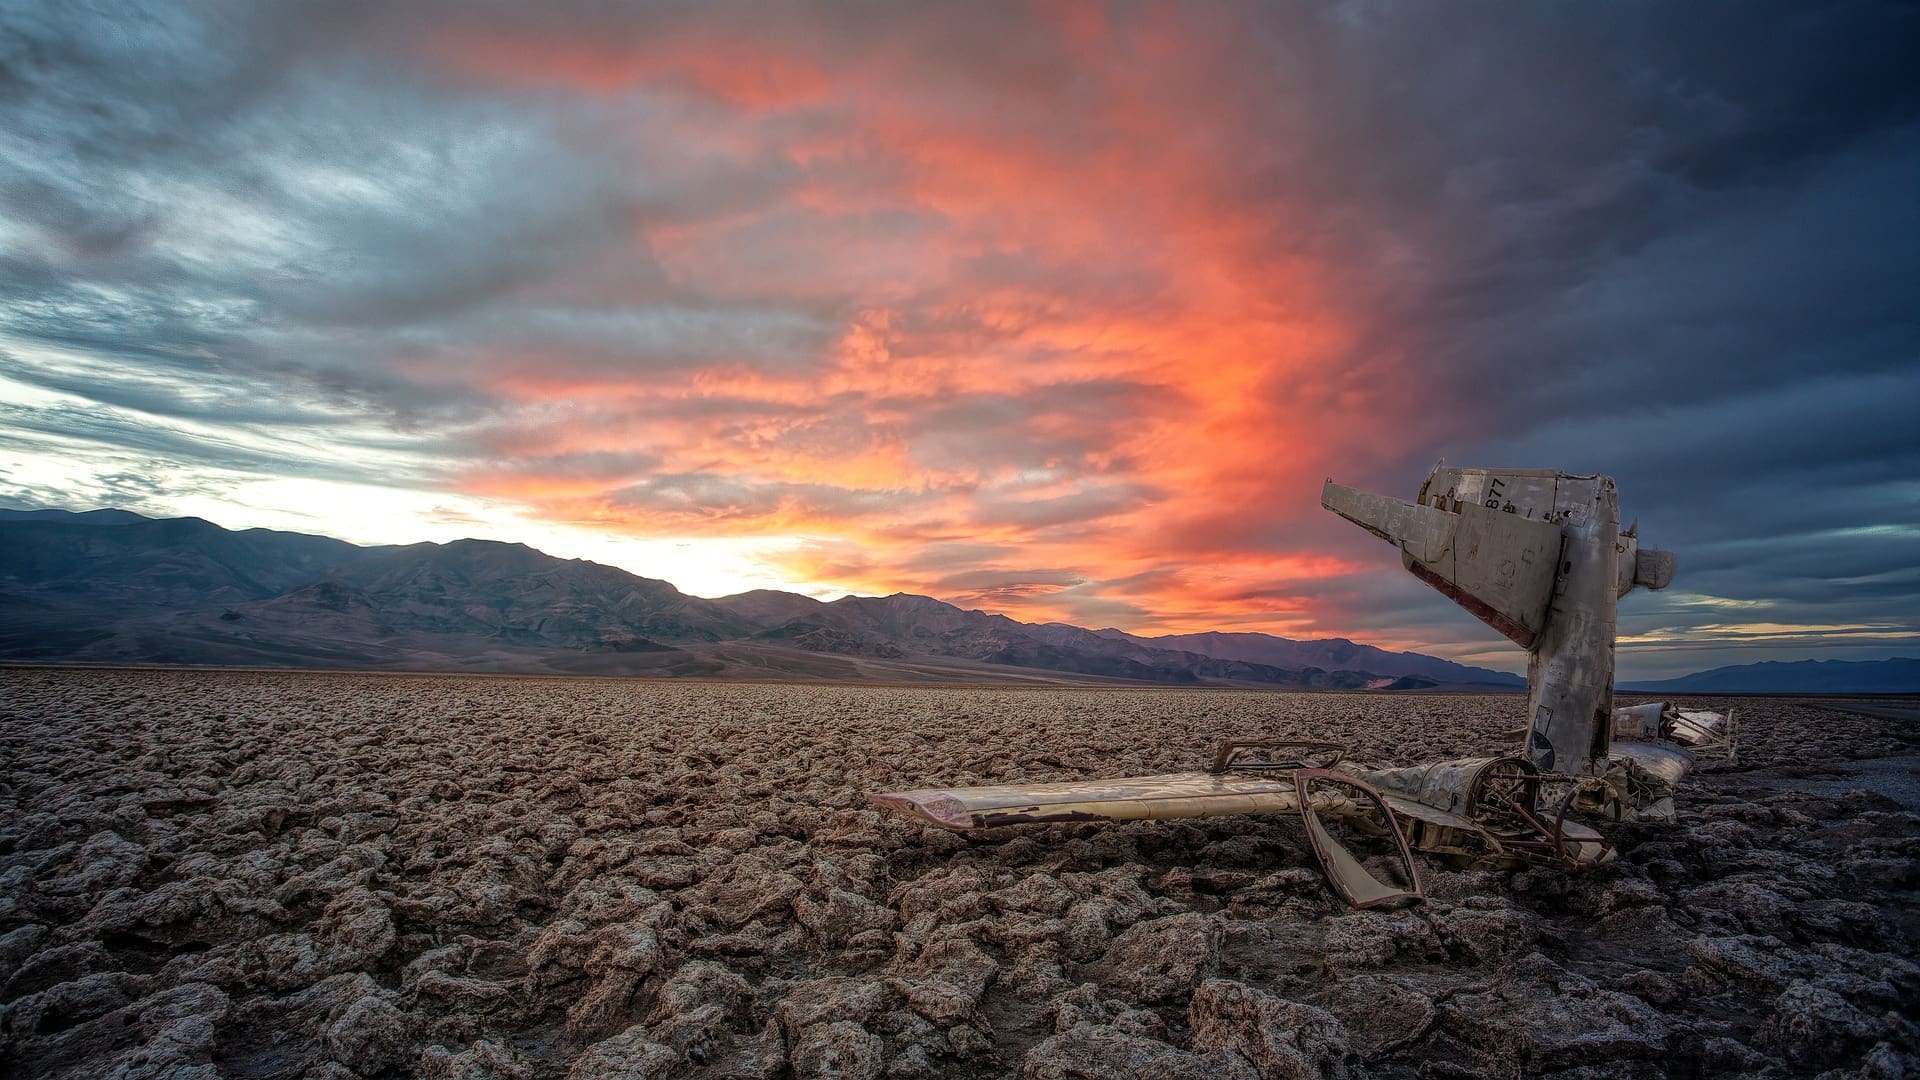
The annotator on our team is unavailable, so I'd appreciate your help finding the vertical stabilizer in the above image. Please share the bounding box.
[1321,480,1561,648]
[1323,467,1653,777]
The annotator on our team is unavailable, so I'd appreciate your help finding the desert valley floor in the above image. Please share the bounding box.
[1,667,1916,1078]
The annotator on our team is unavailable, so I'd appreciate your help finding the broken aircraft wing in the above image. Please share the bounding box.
[872,766,1422,907]
[871,771,1317,829]
[1321,479,1562,647]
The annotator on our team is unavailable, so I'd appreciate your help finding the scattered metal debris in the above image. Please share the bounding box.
[873,464,1735,907]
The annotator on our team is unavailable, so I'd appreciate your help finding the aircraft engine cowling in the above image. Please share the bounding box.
[1634,548,1676,591]
[1614,535,1676,597]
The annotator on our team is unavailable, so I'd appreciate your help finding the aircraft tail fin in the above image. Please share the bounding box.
[1322,479,1563,648]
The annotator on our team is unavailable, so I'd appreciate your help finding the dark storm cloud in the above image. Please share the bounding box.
[1229,2,1918,472]
[1190,1,1920,675]
[0,0,632,427]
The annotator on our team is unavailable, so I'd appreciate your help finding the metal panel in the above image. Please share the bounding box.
[1611,702,1665,740]
[1321,482,1560,647]
[1379,795,1476,830]
[1634,548,1677,590]
[1294,770,1422,908]
[1318,482,1456,564]
[1670,710,1730,747]
[870,771,1365,829]
[1418,466,1566,520]
[1435,499,1561,641]
[1610,742,1696,786]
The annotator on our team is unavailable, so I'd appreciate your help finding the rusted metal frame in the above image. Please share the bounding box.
[1466,763,1574,863]
[1484,819,1562,856]
[1291,768,1424,909]
[1548,778,1620,863]
[1459,768,1618,867]
[1208,739,1345,774]
[1473,764,1544,815]
[1549,788,1583,861]
[1697,708,1738,761]
[1494,790,1582,867]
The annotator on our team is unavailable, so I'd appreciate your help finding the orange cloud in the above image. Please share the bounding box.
[413,8,1446,635]
[427,29,829,107]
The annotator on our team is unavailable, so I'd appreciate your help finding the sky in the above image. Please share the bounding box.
[2,1,1916,679]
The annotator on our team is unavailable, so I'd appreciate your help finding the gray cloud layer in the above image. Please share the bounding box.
[2,1,1915,677]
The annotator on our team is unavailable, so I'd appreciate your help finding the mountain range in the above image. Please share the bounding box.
[1621,657,1920,694]
[4,508,1908,693]
[0,508,1524,689]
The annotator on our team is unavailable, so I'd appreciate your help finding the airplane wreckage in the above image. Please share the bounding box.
[872,465,1736,908]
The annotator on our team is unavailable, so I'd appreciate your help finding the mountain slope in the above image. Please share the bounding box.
[1,507,1518,687]
[779,595,1404,688]
[1069,628,1525,689]
[1624,657,1920,694]
[0,507,150,526]
[334,538,758,645]
[711,589,828,629]
[0,514,370,609]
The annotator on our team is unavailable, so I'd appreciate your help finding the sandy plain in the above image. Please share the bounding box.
[1,667,1915,1079]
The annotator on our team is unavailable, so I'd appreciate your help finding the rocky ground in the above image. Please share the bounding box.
[1,668,1915,1079]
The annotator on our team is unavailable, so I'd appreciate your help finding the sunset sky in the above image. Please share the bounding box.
[3,2,1916,678]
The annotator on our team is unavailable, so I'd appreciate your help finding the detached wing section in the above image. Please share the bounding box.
[1322,480,1563,648]
[871,772,1308,829]
[872,766,1424,909]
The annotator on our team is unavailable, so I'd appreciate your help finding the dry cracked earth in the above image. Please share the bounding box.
[1,668,1916,1079]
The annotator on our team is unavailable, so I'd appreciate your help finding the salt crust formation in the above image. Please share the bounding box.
[0,668,1915,1077]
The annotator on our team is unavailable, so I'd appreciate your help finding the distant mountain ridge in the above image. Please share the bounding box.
[0,506,1529,688]
[1091,629,1522,689]
[1623,657,1920,694]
